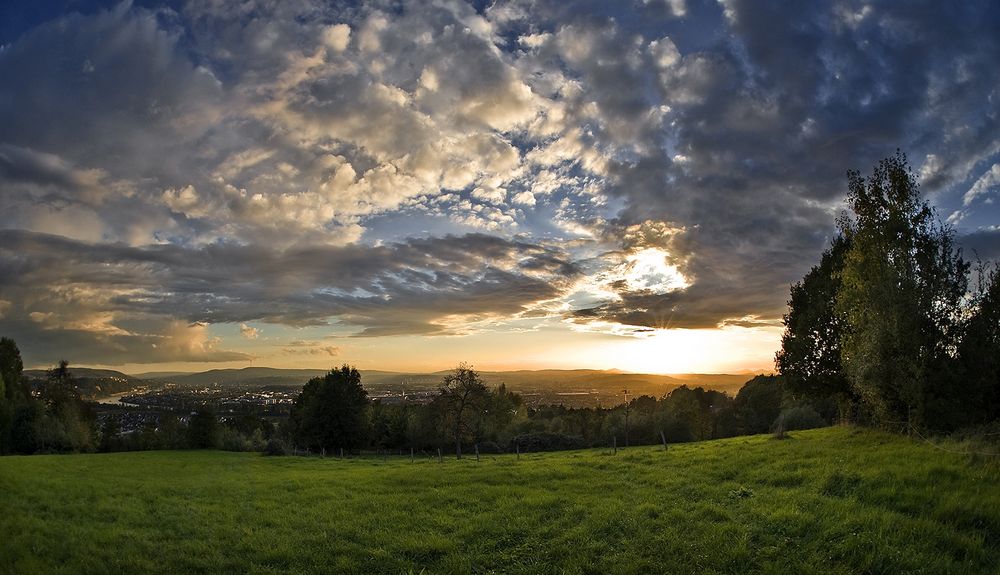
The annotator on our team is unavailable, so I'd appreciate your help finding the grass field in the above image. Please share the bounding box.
[1,427,998,574]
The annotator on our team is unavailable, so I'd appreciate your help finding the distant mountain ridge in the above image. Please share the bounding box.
[24,367,139,382]
[22,366,756,404]
[123,366,751,395]
[22,367,141,399]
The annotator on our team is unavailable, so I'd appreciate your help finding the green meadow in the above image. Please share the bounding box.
[1,427,997,574]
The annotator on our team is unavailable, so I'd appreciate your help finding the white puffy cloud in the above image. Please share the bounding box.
[239,323,261,339]
[322,23,351,52]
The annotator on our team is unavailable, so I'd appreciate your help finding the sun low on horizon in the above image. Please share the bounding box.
[1,0,999,376]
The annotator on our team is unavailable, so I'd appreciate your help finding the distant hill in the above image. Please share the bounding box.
[22,367,142,399]
[166,367,330,387]
[24,367,139,382]
[125,367,750,395]
[132,371,194,380]
[22,366,754,406]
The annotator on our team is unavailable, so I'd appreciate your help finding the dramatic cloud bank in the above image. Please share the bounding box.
[1,0,998,367]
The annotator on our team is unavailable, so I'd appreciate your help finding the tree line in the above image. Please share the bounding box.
[776,152,1000,431]
[0,338,829,456]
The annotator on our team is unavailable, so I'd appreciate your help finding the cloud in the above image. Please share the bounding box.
[322,23,351,52]
[1,0,998,364]
[282,340,339,357]
[239,323,261,339]
[0,229,580,363]
[964,163,1000,207]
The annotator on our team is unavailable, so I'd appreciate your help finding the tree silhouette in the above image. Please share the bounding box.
[438,364,489,459]
[290,365,369,454]
[776,234,854,416]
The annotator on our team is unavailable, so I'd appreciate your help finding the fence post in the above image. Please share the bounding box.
[516,442,520,460]
[660,430,668,451]
[613,435,617,455]
[340,447,344,459]
[475,443,480,462]
[410,447,414,463]
[437,447,442,463]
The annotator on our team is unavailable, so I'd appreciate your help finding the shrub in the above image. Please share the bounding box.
[772,406,827,433]
[264,438,290,456]
[476,441,503,454]
[220,427,252,452]
[511,432,585,452]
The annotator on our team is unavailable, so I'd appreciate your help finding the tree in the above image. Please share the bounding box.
[776,235,855,417]
[438,364,489,459]
[0,370,8,455]
[0,337,23,401]
[732,375,785,435]
[187,407,221,449]
[33,360,94,452]
[290,366,369,454]
[43,360,78,410]
[836,152,968,427]
[957,263,1000,424]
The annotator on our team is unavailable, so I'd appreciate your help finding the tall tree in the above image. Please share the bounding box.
[0,371,8,455]
[290,366,369,453]
[0,337,26,454]
[836,152,968,427]
[957,264,1000,424]
[776,235,854,416]
[187,406,220,449]
[0,337,23,401]
[438,364,489,459]
[39,360,94,452]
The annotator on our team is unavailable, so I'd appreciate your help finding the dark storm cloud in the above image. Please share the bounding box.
[542,0,1000,329]
[0,230,579,363]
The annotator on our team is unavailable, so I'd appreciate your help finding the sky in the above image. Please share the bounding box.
[1,0,998,374]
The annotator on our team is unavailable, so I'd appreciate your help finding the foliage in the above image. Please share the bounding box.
[0,337,23,401]
[0,337,23,455]
[731,375,786,435]
[836,152,968,427]
[778,151,994,432]
[1,427,997,574]
[436,364,490,459]
[776,235,853,413]
[772,405,827,432]
[289,365,369,453]
[187,407,221,449]
[957,264,1000,424]
[511,431,586,452]
[263,438,290,456]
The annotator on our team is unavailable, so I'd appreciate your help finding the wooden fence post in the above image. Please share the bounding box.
[475,443,480,462]
[660,430,668,451]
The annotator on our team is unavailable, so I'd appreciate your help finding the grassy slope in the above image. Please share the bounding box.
[1,427,997,574]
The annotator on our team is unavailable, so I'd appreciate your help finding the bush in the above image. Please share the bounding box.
[772,406,827,433]
[511,432,585,453]
[220,427,252,452]
[264,438,290,456]
[475,441,503,454]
